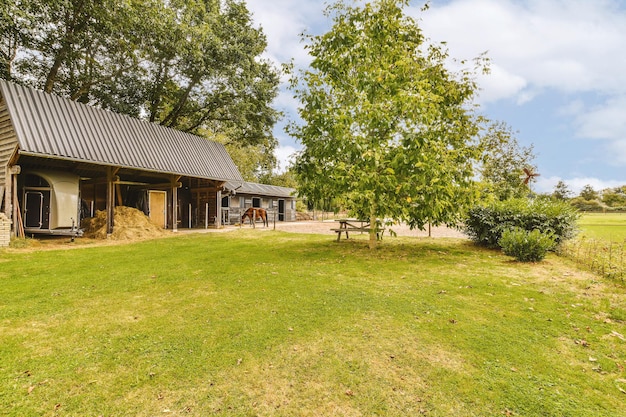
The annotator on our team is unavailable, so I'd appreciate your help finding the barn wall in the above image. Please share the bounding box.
[0,95,19,213]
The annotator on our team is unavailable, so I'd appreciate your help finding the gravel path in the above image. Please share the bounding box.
[236,220,468,239]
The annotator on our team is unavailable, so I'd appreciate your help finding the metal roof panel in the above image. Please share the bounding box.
[0,80,243,182]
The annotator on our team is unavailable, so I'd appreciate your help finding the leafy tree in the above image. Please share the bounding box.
[580,184,598,201]
[211,133,276,182]
[288,0,487,248]
[552,180,573,201]
[601,187,626,208]
[478,121,536,201]
[2,0,281,167]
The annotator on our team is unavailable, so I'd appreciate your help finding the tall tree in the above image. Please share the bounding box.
[288,0,487,248]
[580,184,598,201]
[552,180,573,201]
[478,121,537,201]
[2,0,280,165]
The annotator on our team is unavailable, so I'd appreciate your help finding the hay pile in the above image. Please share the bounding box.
[81,206,167,240]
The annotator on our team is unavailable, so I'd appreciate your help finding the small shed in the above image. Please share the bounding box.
[222,181,297,224]
[0,80,244,237]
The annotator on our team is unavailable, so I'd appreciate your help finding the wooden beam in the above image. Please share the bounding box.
[171,176,180,232]
[106,166,114,236]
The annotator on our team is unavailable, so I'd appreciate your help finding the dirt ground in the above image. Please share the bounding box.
[227,220,468,238]
[7,218,467,252]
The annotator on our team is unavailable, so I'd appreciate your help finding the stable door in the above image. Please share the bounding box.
[149,191,167,228]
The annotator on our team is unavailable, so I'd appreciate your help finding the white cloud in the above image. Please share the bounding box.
[274,145,298,173]
[246,0,325,68]
[419,0,626,103]
[474,64,527,104]
[575,96,626,141]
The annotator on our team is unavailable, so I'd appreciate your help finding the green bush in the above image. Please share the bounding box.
[499,227,557,262]
[463,197,579,248]
[569,197,606,212]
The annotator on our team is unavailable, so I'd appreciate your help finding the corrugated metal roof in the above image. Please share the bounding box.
[224,180,296,198]
[0,80,243,182]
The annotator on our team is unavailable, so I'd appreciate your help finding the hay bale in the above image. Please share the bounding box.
[81,206,167,240]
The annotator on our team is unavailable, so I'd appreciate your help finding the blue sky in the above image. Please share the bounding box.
[245,0,626,194]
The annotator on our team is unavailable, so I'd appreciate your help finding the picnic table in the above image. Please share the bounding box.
[330,219,385,241]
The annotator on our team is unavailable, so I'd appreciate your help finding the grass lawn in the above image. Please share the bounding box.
[1,230,625,416]
[579,213,626,242]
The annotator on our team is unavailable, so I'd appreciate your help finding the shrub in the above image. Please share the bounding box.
[499,228,557,262]
[463,198,579,248]
[569,197,606,212]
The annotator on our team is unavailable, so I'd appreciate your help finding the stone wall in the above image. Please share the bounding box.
[0,212,11,247]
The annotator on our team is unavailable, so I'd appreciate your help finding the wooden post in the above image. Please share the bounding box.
[10,165,20,237]
[106,167,115,236]
[171,176,180,232]
[215,190,221,228]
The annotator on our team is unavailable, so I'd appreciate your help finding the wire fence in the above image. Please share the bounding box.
[558,237,626,283]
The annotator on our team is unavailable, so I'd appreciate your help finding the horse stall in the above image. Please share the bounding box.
[221,181,297,225]
[18,170,82,237]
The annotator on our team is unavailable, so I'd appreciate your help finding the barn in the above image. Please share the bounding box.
[0,79,245,238]
[221,181,297,225]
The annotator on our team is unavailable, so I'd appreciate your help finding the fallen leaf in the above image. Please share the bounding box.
[611,331,625,341]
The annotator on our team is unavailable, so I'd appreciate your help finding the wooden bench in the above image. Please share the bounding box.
[331,219,385,241]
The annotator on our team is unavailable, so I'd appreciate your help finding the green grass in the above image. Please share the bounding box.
[578,213,626,242]
[558,214,626,281]
[1,231,625,416]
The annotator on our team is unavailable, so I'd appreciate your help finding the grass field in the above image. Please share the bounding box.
[1,231,625,416]
[578,213,626,242]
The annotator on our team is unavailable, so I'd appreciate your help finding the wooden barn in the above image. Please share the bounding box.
[221,181,297,225]
[0,80,244,237]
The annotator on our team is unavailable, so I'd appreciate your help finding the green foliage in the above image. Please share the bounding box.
[288,0,487,247]
[499,227,557,262]
[569,197,605,212]
[464,198,579,248]
[478,121,537,201]
[601,187,626,208]
[579,184,598,201]
[3,0,280,166]
[552,180,573,201]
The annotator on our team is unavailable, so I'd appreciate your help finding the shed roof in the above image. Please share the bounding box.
[0,80,243,182]
[224,181,296,198]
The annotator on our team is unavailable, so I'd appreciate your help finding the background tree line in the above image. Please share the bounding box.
[1,0,281,181]
[552,181,626,212]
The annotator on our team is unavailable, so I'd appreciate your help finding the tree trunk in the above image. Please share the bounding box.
[369,203,377,249]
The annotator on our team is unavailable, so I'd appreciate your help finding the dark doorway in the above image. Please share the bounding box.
[278,199,285,221]
[24,190,50,229]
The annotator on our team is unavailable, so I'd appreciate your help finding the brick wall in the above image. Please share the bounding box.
[0,212,10,247]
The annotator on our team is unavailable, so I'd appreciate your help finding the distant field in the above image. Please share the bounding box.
[578,213,626,242]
